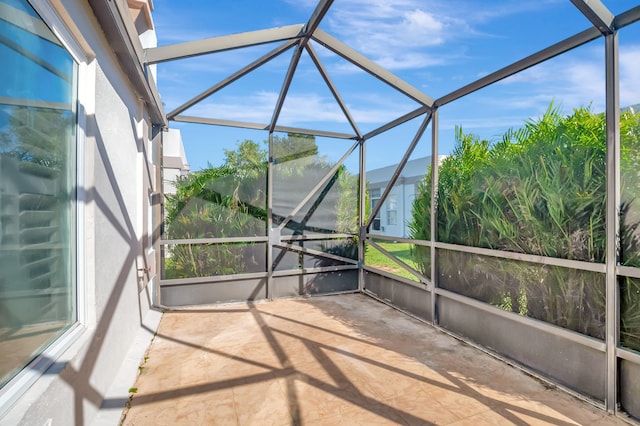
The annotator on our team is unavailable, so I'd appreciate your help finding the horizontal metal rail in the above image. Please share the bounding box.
[282,233,356,241]
[275,242,359,265]
[160,236,268,245]
[272,264,357,277]
[160,271,268,286]
[434,241,607,274]
[366,234,432,247]
[616,265,640,279]
[616,347,640,364]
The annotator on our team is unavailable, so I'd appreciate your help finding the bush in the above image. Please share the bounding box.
[410,104,640,348]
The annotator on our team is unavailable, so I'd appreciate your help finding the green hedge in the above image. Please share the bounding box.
[410,104,640,350]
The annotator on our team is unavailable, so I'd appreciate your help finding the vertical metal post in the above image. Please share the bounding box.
[267,131,274,300]
[605,31,620,413]
[430,108,439,324]
[358,138,366,293]
[154,125,163,306]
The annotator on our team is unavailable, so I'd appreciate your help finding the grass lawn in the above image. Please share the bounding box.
[365,242,424,282]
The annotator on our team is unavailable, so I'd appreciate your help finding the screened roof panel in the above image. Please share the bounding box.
[157,42,294,117]
[152,0,310,45]
[275,48,356,135]
[151,0,631,166]
[318,0,595,100]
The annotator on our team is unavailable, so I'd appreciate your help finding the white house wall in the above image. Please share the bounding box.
[367,156,432,238]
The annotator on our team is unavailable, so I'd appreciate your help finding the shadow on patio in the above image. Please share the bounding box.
[121,294,626,425]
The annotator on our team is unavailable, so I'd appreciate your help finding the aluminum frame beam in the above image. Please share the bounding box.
[434,241,606,274]
[172,115,356,139]
[368,239,429,285]
[306,43,362,138]
[304,0,334,36]
[366,112,432,227]
[145,24,305,64]
[312,29,434,107]
[613,6,640,29]
[272,264,358,277]
[160,236,268,245]
[430,109,439,325]
[269,42,305,132]
[436,27,601,107]
[358,139,366,292]
[274,242,358,265]
[166,40,297,120]
[570,0,614,34]
[604,31,620,414]
[363,106,429,140]
[282,233,355,241]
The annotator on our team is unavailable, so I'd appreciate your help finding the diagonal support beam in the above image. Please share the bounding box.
[306,43,362,139]
[274,242,358,265]
[613,6,640,29]
[436,27,601,107]
[167,40,297,120]
[304,0,334,37]
[364,106,428,140]
[278,139,360,230]
[570,0,614,34]
[312,29,434,108]
[368,240,429,284]
[366,112,432,228]
[269,42,304,132]
[145,24,305,64]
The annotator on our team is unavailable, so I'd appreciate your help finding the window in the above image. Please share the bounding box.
[0,0,77,388]
[387,195,397,226]
[370,187,381,231]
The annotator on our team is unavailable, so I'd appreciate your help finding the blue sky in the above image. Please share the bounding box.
[152,0,640,172]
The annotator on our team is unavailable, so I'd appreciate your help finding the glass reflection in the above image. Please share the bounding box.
[0,0,76,388]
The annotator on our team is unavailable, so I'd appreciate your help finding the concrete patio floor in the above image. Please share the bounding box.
[121,294,628,425]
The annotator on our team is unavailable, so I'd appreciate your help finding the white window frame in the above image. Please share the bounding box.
[387,194,398,226]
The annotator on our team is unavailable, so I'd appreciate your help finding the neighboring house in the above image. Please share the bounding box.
[0,0,165,424]
[367,156,445,238]
[162,128,190,195]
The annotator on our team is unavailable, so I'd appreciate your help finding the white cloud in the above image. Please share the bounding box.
[320,0,476,71]
[620,46,640,107]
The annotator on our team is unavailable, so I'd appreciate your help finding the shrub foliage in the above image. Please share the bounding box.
[410,104,640,350]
